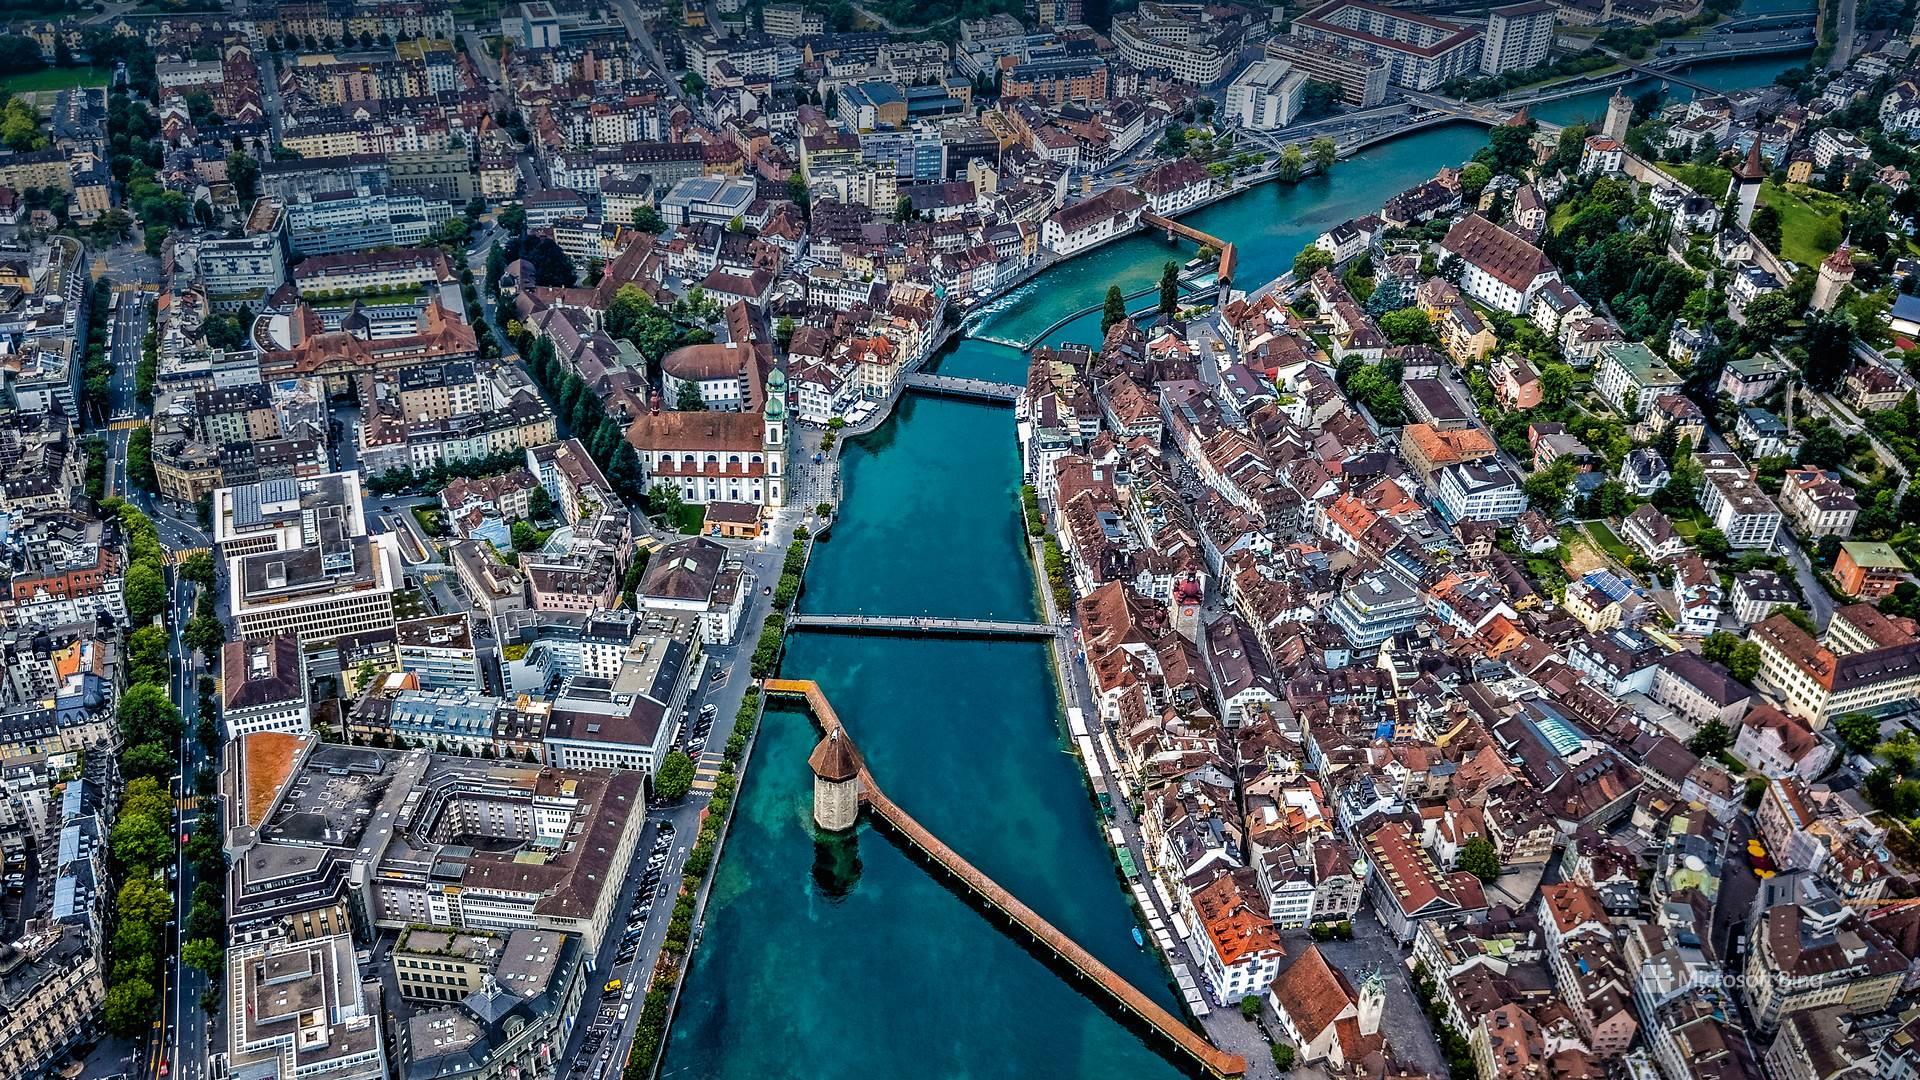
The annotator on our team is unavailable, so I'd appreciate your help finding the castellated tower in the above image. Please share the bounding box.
[1811,246,1855,313]
[809,728,865,832]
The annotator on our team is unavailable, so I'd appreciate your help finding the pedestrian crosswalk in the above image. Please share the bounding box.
[108,418,146,431]
[172,547,209,565]
[690,751,727,793]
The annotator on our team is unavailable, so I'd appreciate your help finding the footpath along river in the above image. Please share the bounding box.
[660,38,1813,1080]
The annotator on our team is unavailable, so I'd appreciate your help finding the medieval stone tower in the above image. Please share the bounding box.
[809,728,864,832]
[1731,140,1767,231]
[1812,246,1855,312]
[1602,89,1633,142]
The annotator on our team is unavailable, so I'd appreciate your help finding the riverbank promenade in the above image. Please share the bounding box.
[764,678,1248,1079]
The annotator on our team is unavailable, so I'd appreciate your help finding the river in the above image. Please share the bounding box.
[659,36,1812,1080]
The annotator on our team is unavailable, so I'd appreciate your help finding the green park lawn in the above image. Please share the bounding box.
[1586,521,1637,565]
[1657,162,1731,197]
[1758,181,1847,268]
[0,67,111,95]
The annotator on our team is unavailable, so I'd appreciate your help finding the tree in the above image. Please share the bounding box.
[1308,136,1338,171]
[1701,631,1741,667]
[227,150,260,202]
[1749,202,1782,251]
[675,380,707,411]
[1292,244,1333,280]
[180,936,224,977]
[498,203,526,235]
[1835,712,1882,754]
[1158,261,1179,316]
[654,750,695,801]
[124,558,166,625]
[528,485,555,522]
[104,979,158,1036]
[109,809,171,868]
[1801,316,1854,391]
[1524,457,1575,513]
[511,519,541,552]
[117,875,173,929]
[1101,285,1129,334]
[1460,162,1493,204]
[630,204,665,233]
[184,613,224,663]
[1769,604,1818,635]
[179,549,215,587]
[1688,718,1733,757]
[1276,144,1304,182]
[1239,995,1261,1019]
[1539,362,1575,407]
[1695,527,1731,561]
[121,740,176,781]
[0,98,45,152]
[1458,836,1501,882]
[1378,307,1437,347]
[118,683,182,746]
[1740,291,1797,343]
[128,625,169,686]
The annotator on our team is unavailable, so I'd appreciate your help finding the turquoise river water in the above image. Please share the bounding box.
[659,36,1811,1080]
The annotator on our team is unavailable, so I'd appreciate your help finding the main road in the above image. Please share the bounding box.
[165,568,216,1080]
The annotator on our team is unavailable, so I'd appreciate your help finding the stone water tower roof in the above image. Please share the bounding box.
[808,728,864,783]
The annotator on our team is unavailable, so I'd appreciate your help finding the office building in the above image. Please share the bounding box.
[221,635,311,738]
[223,737,647,951]
[1225,59,1309,131]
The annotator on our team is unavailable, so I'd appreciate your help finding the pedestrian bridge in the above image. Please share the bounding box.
[1140,213,1237,284]
[900,372,1025,403]
[787,613,1057,638]
[764,678,1247,1079]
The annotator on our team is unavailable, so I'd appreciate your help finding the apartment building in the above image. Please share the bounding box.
[1294,0,1485,90]
[292,247,454,297]
[1480,2,1554,75]
[1329,571,1424,650]
[1002,57,1109,105]
[1780,467,1860,540]
[1432,460,1526,524]
[1743,894,1903,1030]
[395,615,482,690]
[1698,467,1782,551]
[1111,5,1240,84]
[198,231,290,298]
[1264,35,1393,107]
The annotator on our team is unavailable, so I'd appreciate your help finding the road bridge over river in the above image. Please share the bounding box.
[765,679,1248,1079]
[898,372,1024,404]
